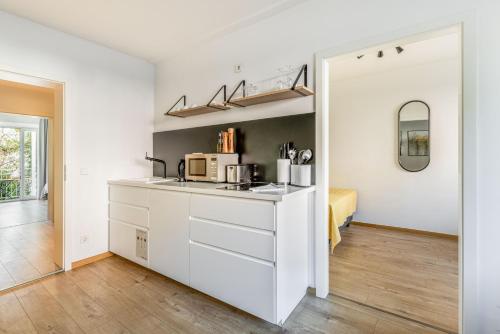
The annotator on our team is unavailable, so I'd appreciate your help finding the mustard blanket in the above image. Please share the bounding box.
[329,188,357,251]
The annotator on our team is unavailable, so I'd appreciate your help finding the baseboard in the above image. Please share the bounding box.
[350,221,458,240]
[71,251,114,269]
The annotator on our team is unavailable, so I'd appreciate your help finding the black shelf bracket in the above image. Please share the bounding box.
[165,95,186,117]
[291,64,308,94]
[226,80,246,107]
[207,84,227,110]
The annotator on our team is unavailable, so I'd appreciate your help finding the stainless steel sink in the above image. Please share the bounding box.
[144,177,179,184]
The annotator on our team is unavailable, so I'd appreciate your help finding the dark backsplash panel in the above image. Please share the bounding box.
[153,113,315,182]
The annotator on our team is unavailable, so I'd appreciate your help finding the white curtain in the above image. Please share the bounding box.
[37,119,48,199]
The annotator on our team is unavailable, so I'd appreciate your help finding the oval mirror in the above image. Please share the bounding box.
[398,100,430,172]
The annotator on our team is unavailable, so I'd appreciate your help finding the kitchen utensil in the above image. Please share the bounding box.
[302,149,312,164]
[288,148,297,165]
[298,150,305,164]
[226,164,251,184]
[298,149,313,164]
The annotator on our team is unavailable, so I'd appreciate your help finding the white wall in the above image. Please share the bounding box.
[154,0,500,331]
[329,58,459,235]
[0,11,155,263]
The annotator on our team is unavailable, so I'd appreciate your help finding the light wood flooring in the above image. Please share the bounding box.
[0,200,59,290]
[0,200,48,229]
[330,224,458,333]
[0,255,449,334]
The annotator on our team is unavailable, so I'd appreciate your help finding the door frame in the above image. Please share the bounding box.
[314,13,477,333]
[0,69,67,271]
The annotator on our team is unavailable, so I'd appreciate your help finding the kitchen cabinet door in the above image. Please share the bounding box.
[190,241,276,323]
[149,190,190,285]
[109,220,149,267]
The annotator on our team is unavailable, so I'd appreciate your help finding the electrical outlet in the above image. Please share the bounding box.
[80,235,89,244]
[234,64,242,73]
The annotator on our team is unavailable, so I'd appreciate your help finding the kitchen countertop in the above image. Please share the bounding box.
[108,178,315,201]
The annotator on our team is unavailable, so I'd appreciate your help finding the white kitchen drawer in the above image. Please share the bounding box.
[190,194,275,231]
[190,217,275,262]
[189,242,275,323]
[109,185,149,208]
[109,202,149,228]
[109,220,148,267]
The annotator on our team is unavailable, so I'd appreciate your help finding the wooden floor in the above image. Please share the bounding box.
[330,224,458,333]
[0,200,48,229]
[0,255,449,334]
[0,200,59,290]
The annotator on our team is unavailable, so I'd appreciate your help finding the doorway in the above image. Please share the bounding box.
[0,74,64,291]
[317,25,463,333]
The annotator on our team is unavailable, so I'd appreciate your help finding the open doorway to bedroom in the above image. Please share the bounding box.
[327,26,461,333]
[0,75,64,290]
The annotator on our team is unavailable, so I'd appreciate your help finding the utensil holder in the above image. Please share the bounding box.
[291,165,311,187]
[277,159,290,184]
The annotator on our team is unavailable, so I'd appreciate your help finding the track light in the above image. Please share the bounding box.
[396,46,404,54]
[377,50,383,58]
[357,55,364,59]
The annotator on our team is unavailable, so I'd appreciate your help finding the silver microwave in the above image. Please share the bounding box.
[185,153,239,182]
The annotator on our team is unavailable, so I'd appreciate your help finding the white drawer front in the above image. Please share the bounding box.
[109,220,148,267]
[190,194,275,231]
[190,217,275,262]
[189,242,275,323]
[109,185,149,208]
[109,202,149,228]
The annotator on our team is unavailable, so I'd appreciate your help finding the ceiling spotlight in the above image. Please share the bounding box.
[377,50,384,58]
[396,46,404,54]
[357,55,364,59]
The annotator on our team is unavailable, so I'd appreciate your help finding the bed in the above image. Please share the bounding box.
[329,188,358,252]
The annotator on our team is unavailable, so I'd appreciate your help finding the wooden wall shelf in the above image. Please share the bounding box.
[167,103,230,118]
[164,65,314,118]
[227,85,313,107]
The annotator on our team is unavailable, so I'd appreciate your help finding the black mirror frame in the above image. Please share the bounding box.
[398,100,431,172]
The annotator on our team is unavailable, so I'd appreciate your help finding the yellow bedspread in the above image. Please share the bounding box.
[329,188,357,250]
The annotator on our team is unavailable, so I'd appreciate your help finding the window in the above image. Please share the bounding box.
[0,126,38,201]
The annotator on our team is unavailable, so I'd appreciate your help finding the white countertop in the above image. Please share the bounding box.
[108,178,315,201]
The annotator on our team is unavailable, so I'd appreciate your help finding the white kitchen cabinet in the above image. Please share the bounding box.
[188,192,309,325]
[109,220,149,267]
[109,202,149,228]
[109,185,149,207]
[190,241,276,323]
[108,184,151,267]
[190,217,275,262]
[149,189,190,285]
[108,181,313,326]
[190,194,275,231]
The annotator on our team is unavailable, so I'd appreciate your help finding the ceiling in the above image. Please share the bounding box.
[330,30,460,81]
[0,0,306,63]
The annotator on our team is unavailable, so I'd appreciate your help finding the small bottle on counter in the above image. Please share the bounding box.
[228,128,235,153]
[222,131,229,153]
[217,131,223,153]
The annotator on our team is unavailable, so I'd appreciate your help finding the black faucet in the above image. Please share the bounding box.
[145,152,166,178]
